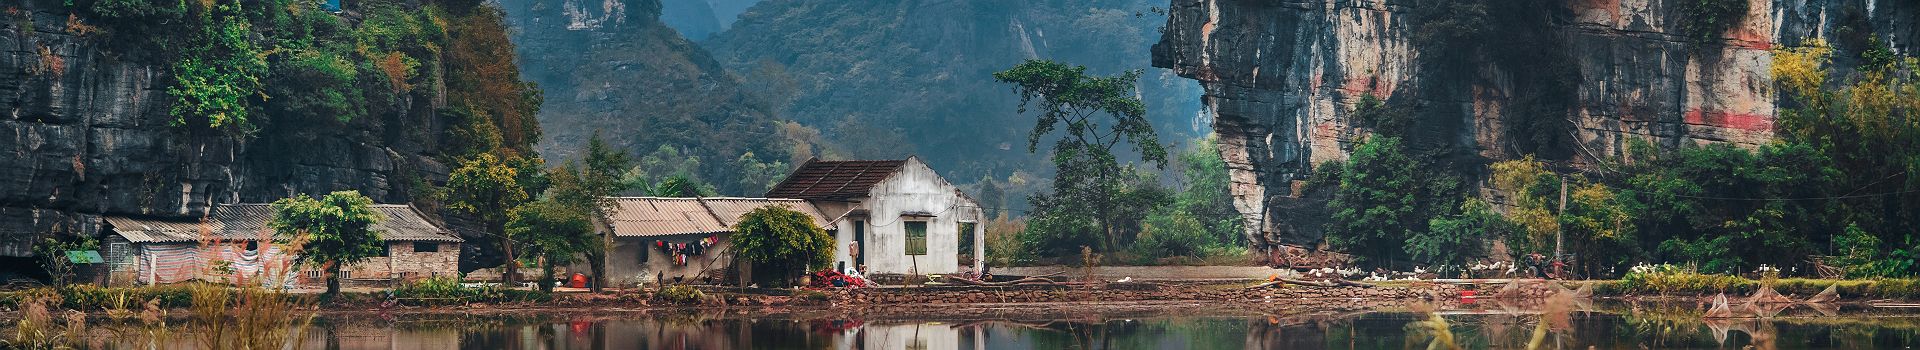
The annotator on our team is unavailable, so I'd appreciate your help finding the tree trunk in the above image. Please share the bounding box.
[326,261,342,297]
[588,251,606,293]
[539,259,556,293]
[498,221,518,285]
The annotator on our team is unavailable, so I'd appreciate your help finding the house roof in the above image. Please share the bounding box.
[764,158,908,200]
[106,204,463,244]
[603,197,830,238]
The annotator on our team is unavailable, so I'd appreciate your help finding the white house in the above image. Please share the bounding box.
[765,157,984,278]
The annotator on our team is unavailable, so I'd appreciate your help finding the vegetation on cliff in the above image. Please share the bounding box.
[1317,36,1920,277]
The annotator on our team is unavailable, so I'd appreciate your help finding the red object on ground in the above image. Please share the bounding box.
[807,270,867,288]
[570,273,588,288]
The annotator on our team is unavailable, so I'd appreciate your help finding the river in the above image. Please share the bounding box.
[67,301,1920,349]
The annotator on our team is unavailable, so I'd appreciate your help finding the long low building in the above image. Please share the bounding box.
[101,204,462,288]
[590,197,830,285]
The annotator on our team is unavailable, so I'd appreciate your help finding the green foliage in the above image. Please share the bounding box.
[620,145,723,196]
[654,284,704,304]
[1022,167,1169,258]
[33,236,97,287]
[1408,199,1498,267]
[0,285,196,310]
[270,190,383,296]
[1829,223,1920,278]
[393,276,551,305]
[1676,0,1750,43]
[1325,136,1415,263]
[1349,94,1410,136]
[996,59,1168,253]
[165,9,266,128]
[447,153,537,282]
[731,206,834,285]
[507,199,595,293]
[1617,263,1755,295]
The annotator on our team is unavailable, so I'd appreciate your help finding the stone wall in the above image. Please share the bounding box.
[1151,0,1919,249]
[843,283,1456,305]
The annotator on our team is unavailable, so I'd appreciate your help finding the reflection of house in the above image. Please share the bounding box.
[767,157,984,277]
[100,204,462,287]
[590,197,830,285]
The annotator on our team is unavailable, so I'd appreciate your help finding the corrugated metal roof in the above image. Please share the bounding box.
[604,198,726,238]
[107,204,461,243]
[764,159,907,200]
[701,198,829,228]
[603,197,830,237]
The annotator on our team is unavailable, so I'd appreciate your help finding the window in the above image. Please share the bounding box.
[340,270,353,280]
[904,222,928,256]
[107,242,129,266]
[306,270,322,279]
[414,242,439,253]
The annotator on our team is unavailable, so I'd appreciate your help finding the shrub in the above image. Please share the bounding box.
[1618,263,1754,295]
[654,285,704,305]
[1677,0,1749,43]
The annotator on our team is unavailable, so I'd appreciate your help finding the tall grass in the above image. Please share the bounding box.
[188,284,315,349]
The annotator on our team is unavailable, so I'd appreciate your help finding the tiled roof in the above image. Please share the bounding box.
[603,197,830,237]
[106,204,462,243]
[764,159,907,200]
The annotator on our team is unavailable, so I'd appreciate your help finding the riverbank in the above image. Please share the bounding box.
[7,276,1917,319]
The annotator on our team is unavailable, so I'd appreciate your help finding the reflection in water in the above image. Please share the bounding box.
[76,303,1920,349]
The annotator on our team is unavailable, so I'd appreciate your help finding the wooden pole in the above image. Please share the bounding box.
[1555,175,1567,268]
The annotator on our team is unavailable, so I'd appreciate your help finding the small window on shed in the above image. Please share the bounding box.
[905,221,928,256]
[414,242,439,253]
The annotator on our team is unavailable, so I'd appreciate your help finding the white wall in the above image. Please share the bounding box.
[832,158,983,276]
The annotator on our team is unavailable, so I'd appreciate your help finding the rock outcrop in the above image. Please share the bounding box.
[1152,0,1917,249]
[499,0,789,195]
[0,1,455,257]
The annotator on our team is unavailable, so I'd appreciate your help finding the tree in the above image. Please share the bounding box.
[1409,199,1498,268]
[994,60,1167,253]
[270,190,383,297]
[447,153,533,284]
[507,198,596,293]
[731,206,834,286]
[1325,136,1420,264]
[539,133,633,292]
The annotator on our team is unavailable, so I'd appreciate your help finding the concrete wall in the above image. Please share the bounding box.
[830,158,983,276]
[600,234,734,286]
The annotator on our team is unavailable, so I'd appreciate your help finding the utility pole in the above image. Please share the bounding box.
[1555,174,1568,260]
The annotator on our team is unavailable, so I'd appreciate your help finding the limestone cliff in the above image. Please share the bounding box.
[0,0,526,261]
[1152,0,1917,249]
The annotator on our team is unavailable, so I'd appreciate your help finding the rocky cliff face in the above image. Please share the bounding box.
[1152,0,1917,248]
[704,0,1204,187]
[499,0,789,195]
[0,1,451,256]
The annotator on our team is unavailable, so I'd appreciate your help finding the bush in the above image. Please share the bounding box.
[654,285,704,305]
[1677,0,1750,43]
[1618,263,1755,295]
[1132,211,1212,258]
[393,276,550,305]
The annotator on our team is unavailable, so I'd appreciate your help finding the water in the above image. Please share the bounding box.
[73,302,1920,349]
